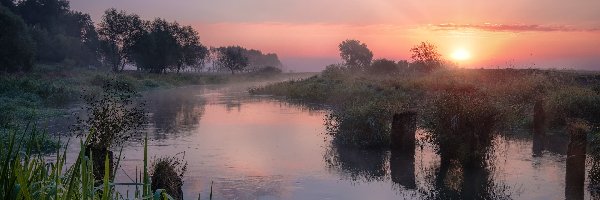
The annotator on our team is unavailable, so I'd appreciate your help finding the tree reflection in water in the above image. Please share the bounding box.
[144,87,207,139]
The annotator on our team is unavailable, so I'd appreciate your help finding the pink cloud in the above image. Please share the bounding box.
[430,23,600,32]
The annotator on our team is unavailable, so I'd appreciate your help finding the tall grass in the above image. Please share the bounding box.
[253,68,600,148]
[0,126,178,200]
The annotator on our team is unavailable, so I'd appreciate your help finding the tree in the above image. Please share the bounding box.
[9,0,100,67]
[410,42,442,72]
[242,49,283,72]
[72,78,146,179]
[129,19,208,74]
[172,24,208,73]
[367,59,398,74]
[338,39,373,71]
[130,19,180,73]
[0,5,34,72]
[213,46,249,74]
[98,8,145,72]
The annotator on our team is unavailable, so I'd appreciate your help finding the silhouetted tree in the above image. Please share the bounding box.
[98,8,145,72]
[172,25,208,73]
[129,19,208,74]
[213,46,249,74]
[410,42,442,72]
[241,49,283,72]
[5,0,99,67]
[0,5,34,72]
[338,39,373,71]
[130,19,179,73]
[367,58,398,74]
[0,0,98,65]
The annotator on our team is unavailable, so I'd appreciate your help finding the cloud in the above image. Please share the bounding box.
[429,23,600,32]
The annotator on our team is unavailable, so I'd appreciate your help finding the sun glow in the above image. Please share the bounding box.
[451,49,471,61]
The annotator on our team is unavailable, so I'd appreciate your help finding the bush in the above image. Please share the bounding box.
[72,78,146,150]
[546,86,600,126]
[366,59,398,75]
[151,154,188,200]
[253,66,282,75]
[423,87,501,167]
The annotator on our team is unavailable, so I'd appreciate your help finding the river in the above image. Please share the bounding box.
[55,81,593,199]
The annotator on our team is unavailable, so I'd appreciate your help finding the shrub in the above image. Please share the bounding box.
[423,86,501,167]
[366,59,398,75]
[72,79,146,150]
[151,154,188,200]
[546,86,600,126]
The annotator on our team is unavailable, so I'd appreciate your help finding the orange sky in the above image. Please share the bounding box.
[70,0,600,71]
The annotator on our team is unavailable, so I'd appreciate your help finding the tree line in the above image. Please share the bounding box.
[0,0,282,74]
[337,39,452,74]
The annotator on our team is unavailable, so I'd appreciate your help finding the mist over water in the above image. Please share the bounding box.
[44,82,594,199]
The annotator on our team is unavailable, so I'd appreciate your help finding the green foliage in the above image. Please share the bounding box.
[326,102,393,148]
[131,19,208,74]
[422,87,501,167]
[254,68,600,149]
[131,19,180,74]
[338,39,373,71]
[72,79,147,150]
[15,0,99,67]
[0,74,79,127]
[0,126,178,200]
[99,9,208,74]
[150,153,187,200]
[98,8,145,72]
[545,86,600,126]
[0,5,34,72]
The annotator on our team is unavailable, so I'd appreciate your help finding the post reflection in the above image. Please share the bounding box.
[390,150,416,189]
[565,122,587,200]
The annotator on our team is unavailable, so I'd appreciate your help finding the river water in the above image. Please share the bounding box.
[56,82,594,199]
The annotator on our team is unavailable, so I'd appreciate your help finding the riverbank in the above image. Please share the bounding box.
[251,67,600,148]
[0,64,315,128]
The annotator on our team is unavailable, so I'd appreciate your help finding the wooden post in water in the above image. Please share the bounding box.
[391,111,417,154]
[533,100,546,136]
[532,100,546,157]
[390,111,417,189]
[565,121,588,200]
[390,150,416,189]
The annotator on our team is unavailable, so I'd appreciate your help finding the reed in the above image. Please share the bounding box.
[0,127,177,200]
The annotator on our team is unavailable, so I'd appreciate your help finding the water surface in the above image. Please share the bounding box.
[58,82,594,199]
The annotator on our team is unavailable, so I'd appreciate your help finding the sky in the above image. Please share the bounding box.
[69,0,600,71]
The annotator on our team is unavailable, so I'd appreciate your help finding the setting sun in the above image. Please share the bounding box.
[451,49,471,61]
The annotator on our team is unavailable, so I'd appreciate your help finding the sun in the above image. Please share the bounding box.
[451,49,471,61]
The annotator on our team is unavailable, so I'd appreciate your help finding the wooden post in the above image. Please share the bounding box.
[565,121,588,200]
[391,111,417,154]
[532,100,546,157]
[533,100,546,136]
[390,150,416,189]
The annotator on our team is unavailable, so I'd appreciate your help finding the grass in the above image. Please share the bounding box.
[0,64,312,128]
[252,67,600,149]
[0,125,188,200]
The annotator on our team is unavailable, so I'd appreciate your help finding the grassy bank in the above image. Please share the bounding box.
[0,64,312,128]
[252,67,600,148]
[0,126,192,200]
